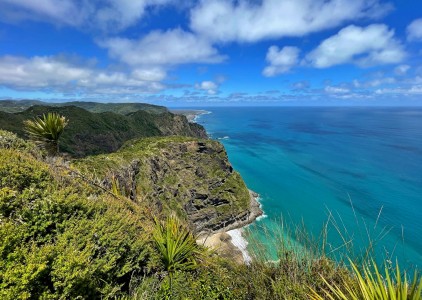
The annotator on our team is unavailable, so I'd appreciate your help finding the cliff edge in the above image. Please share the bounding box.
[75,136,262,234]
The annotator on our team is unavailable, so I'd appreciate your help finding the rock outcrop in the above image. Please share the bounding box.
[76,136,262,234]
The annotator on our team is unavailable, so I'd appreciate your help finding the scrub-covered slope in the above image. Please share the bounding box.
[0,105,207,157]
[0,100,168,114]
[0,130,156,298]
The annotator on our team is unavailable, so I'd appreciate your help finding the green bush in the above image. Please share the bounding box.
[0,146,155,299]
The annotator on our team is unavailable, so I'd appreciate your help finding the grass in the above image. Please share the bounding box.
[309,259,422,299]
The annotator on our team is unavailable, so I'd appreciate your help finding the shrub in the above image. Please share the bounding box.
[0,147,155,299]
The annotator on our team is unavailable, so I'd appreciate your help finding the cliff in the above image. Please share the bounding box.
[0,105,207,157]
[75,136,262,234]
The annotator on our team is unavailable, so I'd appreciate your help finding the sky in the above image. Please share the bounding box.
[0,0,421,106]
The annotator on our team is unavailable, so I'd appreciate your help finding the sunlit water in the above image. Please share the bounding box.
[196,107,422,268]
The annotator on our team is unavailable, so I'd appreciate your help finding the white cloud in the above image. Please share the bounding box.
[0,0,82,26]
[353,77,396,88]
[407,18,422,41]
[306,24,406,68]
[263,46,300,77]
[100,28,225,66]
[195,81,219,94]
[0,0,173,31]
[0,55,166,94]
[375,85,422,95]
[190,0,391,43]
[325,86,350,94]
[394,64,410,75]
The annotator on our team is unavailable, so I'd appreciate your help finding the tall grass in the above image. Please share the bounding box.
[309,259,422,300]
[242,206,421,300]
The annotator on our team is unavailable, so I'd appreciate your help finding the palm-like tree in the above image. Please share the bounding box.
[24,112,68,156]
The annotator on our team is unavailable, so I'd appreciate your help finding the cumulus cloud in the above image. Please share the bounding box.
[263,46,300,77]
[190,0,391,43]
[195,81,219,94]
[407,18,422,41]
[0,55,166,94]
[0,0,173,31]
[100,28,225,66]
[306,24,406,68]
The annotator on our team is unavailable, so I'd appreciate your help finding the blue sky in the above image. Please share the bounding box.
[0,0,421,106]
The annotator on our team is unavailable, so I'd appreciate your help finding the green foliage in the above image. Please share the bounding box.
[24,112,68,155]
[0,100,168,114]
[0,130,36,152]
[0,105,206,157]
[153,215,203,274]
[0,146,155,299]
[309,259,422,300]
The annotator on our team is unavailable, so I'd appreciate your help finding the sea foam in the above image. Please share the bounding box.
[227,228,252,264]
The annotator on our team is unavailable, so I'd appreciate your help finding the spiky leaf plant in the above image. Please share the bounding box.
[309,259,422,300]
[24,112,68,156]
[153,215,203,275]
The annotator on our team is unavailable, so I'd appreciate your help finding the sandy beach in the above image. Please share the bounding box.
[197,191,262,265]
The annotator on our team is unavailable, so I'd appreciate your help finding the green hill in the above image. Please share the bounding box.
[0,100,168,114]
[0,105,207,157]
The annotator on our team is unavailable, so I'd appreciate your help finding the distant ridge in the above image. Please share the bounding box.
[0,99,168,114]
[0,104,207,157]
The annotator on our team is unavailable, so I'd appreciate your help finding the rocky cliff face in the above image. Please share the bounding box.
[75,137,262,234]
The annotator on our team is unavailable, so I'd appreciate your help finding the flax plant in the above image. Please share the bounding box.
[153,215,203,275]
[24,112,68,156]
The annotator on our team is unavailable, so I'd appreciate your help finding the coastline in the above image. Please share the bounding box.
[183,108,264,264]
[170,109,210,123]
[197,190,263,264]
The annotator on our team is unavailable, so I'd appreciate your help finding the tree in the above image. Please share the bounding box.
[24,112,68,156]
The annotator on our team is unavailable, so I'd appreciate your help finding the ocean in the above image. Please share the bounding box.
[195,107,422,268]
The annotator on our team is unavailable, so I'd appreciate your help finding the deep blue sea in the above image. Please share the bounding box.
[196,107,422,268]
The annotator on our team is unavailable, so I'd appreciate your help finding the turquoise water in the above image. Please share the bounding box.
[196,107,422,268]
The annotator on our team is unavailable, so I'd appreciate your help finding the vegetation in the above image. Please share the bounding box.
[153,215,203,274]
[0,132,157,298]
[0,129,420,299]
[0,105,206,157]
[24,112,68,155]
[309,259,422,300]
[0,100,168,114]
[75,136,251,234]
